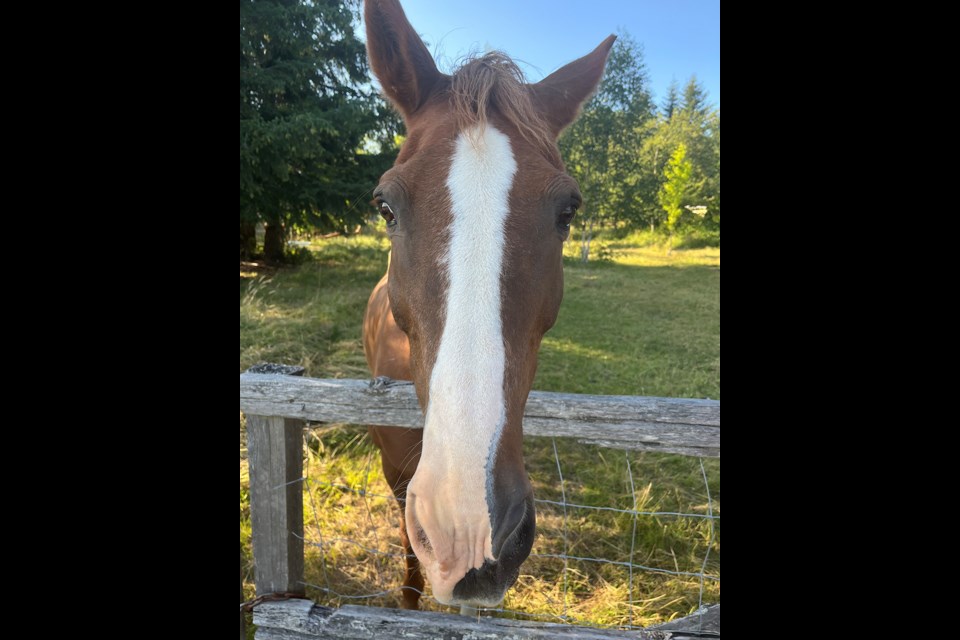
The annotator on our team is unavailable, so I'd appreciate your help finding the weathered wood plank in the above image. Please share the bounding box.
[580,439,717,458]
[247,415,305,596]
[240,374,719,457]
[253,601,676,639]
[247,363,306,377]
[651,604,720,636]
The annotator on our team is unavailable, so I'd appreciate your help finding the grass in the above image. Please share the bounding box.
[240,229,719,630]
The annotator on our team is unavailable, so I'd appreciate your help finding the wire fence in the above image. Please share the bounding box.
[287,423,720,632]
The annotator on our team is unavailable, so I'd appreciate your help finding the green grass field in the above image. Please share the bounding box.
[240,230,719,629]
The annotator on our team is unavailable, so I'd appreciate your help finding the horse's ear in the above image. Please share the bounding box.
[529,35,616,138]
[365,0,443,120]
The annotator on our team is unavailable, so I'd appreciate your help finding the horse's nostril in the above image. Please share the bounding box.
[409,508,432,554]
[415,522,432,552]
[492,494,536,560]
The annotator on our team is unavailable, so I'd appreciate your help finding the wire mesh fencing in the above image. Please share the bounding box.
[294,424,719,632]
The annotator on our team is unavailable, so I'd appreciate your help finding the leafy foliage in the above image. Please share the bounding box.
[559,33,657,260]
[661,78,680,120]
[658,143,693,232]
[239,0,402,259]
[560,39,720,258]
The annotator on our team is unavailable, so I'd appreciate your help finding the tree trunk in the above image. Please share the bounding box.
[264,222,285,263]
[580,215,595,263]
[240,221,257,260]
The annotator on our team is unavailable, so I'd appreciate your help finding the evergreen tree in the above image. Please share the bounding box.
[661,78,680,119]
[239,0,400,261]
[681,75,710,121]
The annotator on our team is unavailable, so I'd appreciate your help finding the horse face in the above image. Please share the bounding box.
[365,0,612,606]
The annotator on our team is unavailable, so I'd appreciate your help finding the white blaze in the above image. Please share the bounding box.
[417,124,516,577]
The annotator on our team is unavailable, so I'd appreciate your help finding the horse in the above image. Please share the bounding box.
[362,0,613,610]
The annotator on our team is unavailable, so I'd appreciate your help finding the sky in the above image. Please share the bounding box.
[359,0,720,109]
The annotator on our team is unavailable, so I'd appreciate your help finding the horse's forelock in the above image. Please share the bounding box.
[449,52,556,157]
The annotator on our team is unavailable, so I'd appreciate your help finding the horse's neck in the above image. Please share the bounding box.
[364,272,412,381]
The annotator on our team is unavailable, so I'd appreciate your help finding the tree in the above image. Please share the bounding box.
[558,32,656,260]
[707,111,720,228]
[642,75,719,233]
[681,75,711,122]
[240,0,400,261]
[661,78,680,119]
[677,76,718,231]
[658,143,693,237]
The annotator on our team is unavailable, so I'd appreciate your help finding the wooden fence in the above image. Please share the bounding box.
[240,365,720,639]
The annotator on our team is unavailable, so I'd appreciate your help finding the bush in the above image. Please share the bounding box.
[284,245,315,265]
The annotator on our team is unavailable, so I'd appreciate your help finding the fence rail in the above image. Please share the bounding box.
[240,366,720,639]
[252,600,720,640]
[240,373,720,457]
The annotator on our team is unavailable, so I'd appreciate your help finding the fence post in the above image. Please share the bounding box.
[246,364,306,596]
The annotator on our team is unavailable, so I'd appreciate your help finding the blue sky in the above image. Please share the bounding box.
[360,0,720,109]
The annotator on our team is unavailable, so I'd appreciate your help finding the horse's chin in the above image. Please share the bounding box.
[425,575,506,608]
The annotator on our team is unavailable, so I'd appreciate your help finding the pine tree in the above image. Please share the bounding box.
[681,75,710,122]
[661,78,680,119]
[239,0,400,261]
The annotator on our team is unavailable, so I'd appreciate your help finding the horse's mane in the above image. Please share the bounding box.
[449,52,555,154]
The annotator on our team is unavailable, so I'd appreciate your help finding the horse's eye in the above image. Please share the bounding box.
[379,201,397,228]
[557,204,577,231]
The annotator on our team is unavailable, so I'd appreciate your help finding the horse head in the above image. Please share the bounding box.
[365,0,613,606]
